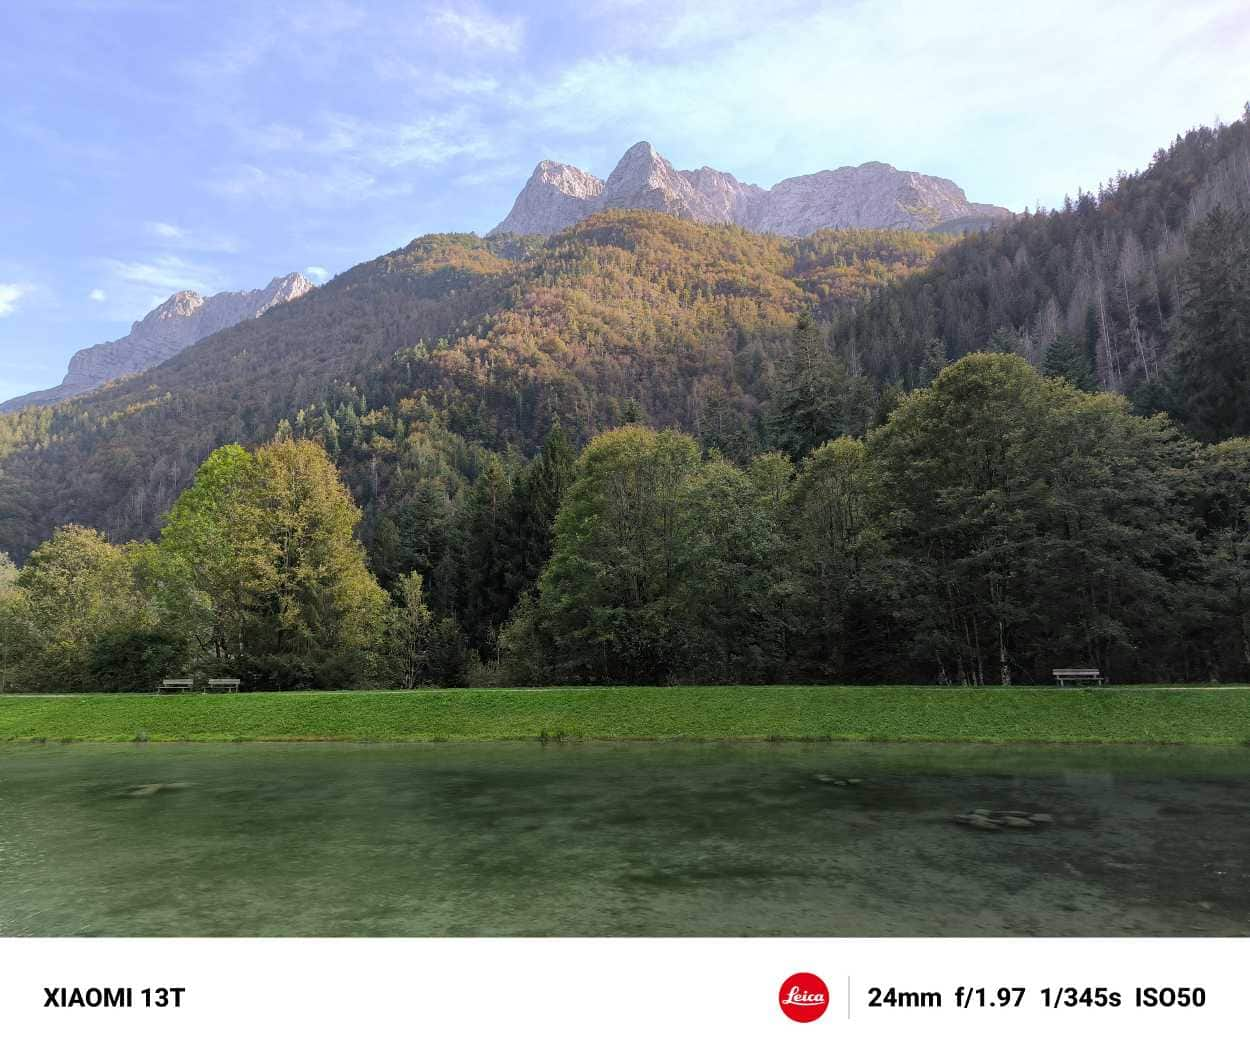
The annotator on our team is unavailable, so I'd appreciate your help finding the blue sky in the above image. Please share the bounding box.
[1,0,1248,402]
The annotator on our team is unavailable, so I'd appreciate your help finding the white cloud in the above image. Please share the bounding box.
[207,112,498,206]
[86,255,230,323]
[291,112,497,168]
[147,221,187,240]
[432,6,524,52]
[304,266,329,282]
[0,284,30,318]
[144,220,240,253]
[104,255,223,294]
[372,61,500,97]
[208,162,414,207]
[363,116,494,168]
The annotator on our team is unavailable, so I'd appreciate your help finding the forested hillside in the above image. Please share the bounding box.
[827,106,1250,436]
[0,217,947,557]
[2,109,1250,688]
[7,356,1250,692]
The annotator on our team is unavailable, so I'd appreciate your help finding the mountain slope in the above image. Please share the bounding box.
[491,141,1010,236]
[2,273,313,411]
[0,218,949,557]
[828,108,1250,416]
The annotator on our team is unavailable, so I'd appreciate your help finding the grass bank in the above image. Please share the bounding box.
[0,685,1248,745]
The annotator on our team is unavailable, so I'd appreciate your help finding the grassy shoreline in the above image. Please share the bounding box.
[1,685,1248,746]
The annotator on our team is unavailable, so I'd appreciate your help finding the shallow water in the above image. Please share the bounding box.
[1,741,1247,936]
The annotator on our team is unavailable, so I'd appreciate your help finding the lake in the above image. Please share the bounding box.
[1,741,1247,936]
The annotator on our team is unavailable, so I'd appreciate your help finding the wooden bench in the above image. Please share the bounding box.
[1053,668,1104,687]
[158,677,195,694]
[207,678,241,693]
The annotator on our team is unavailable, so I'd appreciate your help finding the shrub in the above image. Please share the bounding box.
[88,629,189,692]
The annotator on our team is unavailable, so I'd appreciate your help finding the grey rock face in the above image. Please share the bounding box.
[488,160,604,237]
[491,142,1010,237]
[681,165,766,225]
[749,162,1011,235]
[2,273,313,411]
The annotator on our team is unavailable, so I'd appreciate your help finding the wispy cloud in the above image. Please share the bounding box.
[87,256,225,323]
[106,255,220,292]
[304,266,329,282]
[432,6,524,52]
[147,221,186,239]
[0,284,32,318]
[371,59,501,98]
[208,162,415,207]
[0,113,119,165]
[208,112,498,206]
[145,220,240,253]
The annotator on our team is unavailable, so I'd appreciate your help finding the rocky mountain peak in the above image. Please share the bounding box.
[600,141,703,218]
[152,290,205,321]
[1,274,314,412]
[487,161,603,237]
[605,141,664,184]
[492,143,1010,237]
[534,159,605,198]
[256,272,315,311]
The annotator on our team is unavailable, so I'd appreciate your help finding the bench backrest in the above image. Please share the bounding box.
[1052,668,1100,676]
[208,678,241,685]
[161,678,194,686]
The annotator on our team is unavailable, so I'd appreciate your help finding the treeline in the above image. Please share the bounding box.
[501,354,1250,686]
[4,353,1249,691]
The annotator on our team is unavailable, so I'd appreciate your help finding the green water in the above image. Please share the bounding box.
[1,741,1247,936]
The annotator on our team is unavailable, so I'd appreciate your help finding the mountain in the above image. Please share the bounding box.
[0,219,949,557]
[1,110,1246,567]
[1,273,314,411]
[490,142,1010,236]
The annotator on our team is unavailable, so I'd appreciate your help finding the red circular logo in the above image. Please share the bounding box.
[778,972,829,1022]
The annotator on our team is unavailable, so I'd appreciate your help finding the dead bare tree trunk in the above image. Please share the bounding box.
[1095,278,1121,389]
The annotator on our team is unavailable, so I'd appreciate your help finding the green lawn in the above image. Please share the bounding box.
[0,685,1248,745]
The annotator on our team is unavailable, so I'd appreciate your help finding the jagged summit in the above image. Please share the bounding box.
[598,141,715,220]
[488,160,603,236]
[2,272,313,412]
[491,143,1010,237]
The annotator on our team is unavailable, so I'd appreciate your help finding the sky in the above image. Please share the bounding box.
[1,0,1248,402]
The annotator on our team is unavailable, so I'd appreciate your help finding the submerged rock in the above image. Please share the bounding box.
[125,782,189,797]
[953,808,1053,832]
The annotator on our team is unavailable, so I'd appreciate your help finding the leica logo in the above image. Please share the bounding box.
[778,972,829,1022]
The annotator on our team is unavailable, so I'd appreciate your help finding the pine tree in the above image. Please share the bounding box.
[769,311,844,459]
[1042,335,1097,391]
[1177,207,1250,440]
